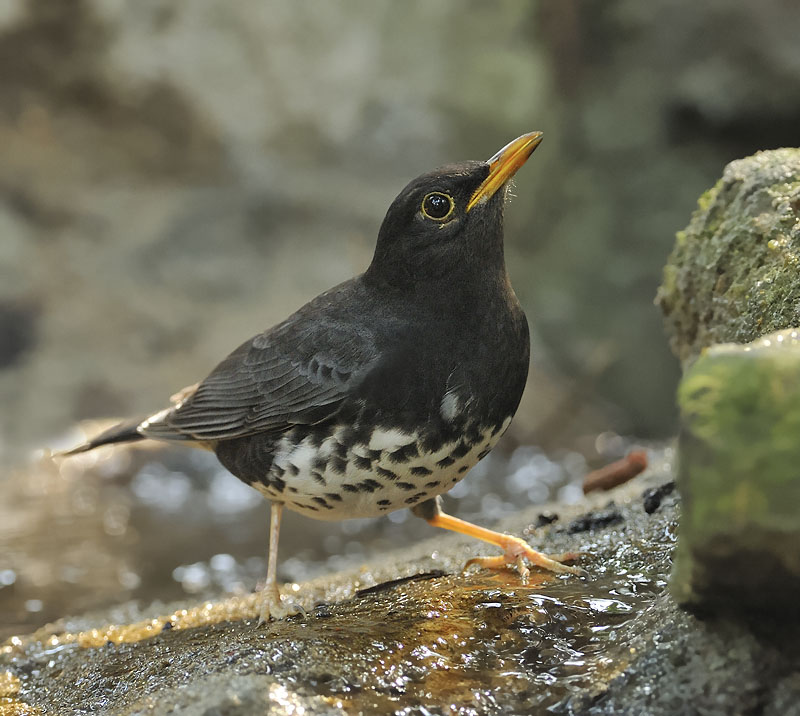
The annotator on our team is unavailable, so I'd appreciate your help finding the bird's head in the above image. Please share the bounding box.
[367,132,543,288]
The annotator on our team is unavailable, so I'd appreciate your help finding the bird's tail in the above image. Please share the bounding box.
[60,418,146,456]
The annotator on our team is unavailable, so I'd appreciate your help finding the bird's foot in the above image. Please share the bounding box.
[464,534,587,583]
[256,584,306,625]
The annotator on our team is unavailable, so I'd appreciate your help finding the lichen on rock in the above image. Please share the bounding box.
[657,148,800,366]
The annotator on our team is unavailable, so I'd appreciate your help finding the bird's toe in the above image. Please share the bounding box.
[256,586,306,625]
[463,535,587,581]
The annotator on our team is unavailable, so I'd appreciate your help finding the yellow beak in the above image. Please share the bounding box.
[466,131,543,213]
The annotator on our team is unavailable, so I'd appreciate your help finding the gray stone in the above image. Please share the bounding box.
[671,330,800,610]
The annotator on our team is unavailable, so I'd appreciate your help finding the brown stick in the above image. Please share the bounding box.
[582,450,648,494]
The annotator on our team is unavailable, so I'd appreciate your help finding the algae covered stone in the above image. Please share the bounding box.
[671,329,800,609]
[657,149,800,366]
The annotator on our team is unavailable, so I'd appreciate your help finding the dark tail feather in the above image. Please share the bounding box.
[60,418,146,456]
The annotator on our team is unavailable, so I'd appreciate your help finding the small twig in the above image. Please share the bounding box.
[582,450,648,494]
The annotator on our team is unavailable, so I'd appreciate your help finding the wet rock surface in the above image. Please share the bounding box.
[3,452,799,715]
[671,329,800,610]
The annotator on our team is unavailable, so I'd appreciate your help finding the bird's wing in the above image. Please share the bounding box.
[139,306,380,442]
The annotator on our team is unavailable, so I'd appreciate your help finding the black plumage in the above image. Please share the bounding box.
[65,132,584,622]
[144,166,526,449]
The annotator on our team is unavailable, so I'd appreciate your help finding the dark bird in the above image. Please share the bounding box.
[65,132,583,621]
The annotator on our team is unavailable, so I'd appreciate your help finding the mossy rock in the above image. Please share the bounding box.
[671,329,800,609]
[657,149,800,366]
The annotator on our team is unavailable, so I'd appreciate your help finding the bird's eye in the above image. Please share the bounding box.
[421,192,455,222]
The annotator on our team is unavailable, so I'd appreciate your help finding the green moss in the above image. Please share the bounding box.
[656,149,800,366]
[695,179,725,213]
[671,330,800,608]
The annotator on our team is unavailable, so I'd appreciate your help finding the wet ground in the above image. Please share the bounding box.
[1,446,676,715]
[3,442,799,714]
[1,567,669,715]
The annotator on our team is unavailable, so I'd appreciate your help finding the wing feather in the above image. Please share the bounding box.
[140,282,381,442]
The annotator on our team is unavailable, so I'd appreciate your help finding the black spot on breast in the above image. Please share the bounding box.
[334,441,349,459]
[288,486,298,493]
[376,466,397,480]
[325,492,343,502]
[465,425,483,444]
[419,433,445,454]
[405,491,427,505]
[450,441,471,459]
[353,455,372,471]
[273,465,285,478]
[358,479,381,493]
[311,471,326,486]
[410,466,432,476]
[458,465,469,474]
[425,480,440,488]
[347,419,369,441]
[307,431,325,449]
[312,456,328,471]
[293,501,318,512]
[477,448,491,460]
[271,476,286,492]
[330,456,348,474]
[437,456,455,468]
[342,484,359,493]
[312,496,333,510]
[287,463,300,476]
[388,442,419,463]
[377,499,391,506]
[396,482,415,491]
[368,449,383,461]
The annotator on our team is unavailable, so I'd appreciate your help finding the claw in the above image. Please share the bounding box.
[256,585,305,624]
[515,554,529,583]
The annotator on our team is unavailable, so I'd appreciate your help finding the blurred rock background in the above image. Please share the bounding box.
[1,0,799,459]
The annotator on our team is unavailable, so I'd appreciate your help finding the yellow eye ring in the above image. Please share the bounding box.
[421,192,455,222]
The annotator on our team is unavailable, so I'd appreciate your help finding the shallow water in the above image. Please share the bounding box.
[312,569,666,714]
[2,562,670,714]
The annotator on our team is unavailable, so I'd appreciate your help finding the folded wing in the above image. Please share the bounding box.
[141,303,380,442]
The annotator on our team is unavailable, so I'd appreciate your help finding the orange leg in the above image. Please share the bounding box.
[426,511,586,582]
